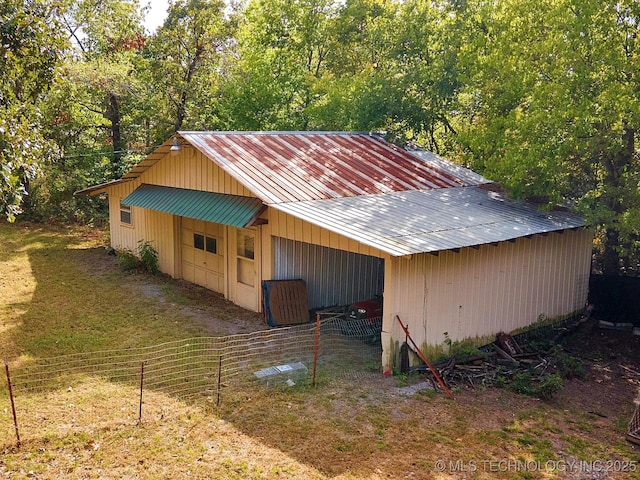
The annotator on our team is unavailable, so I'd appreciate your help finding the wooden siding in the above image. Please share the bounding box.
[138,146,255,196]
[108,181,177,276]
[267,208,387,259]
[106,147,258,280]
[381,228,593,369]
[181,218,226,293]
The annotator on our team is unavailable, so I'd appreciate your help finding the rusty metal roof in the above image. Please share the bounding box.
[272,187,586,257]
[77,132,585,255]
[178,132,486,204]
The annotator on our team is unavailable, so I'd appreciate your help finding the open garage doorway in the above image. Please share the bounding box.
[272,237,385,312]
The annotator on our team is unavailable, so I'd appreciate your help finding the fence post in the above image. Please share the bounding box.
[216,355,223,407]
[138,361,145,424]
[4,360,21,447]
[312,313,321,387]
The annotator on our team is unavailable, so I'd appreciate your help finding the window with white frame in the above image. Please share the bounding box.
[120,202,132,225]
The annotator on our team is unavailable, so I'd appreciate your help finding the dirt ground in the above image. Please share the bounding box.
[560,322,640,421]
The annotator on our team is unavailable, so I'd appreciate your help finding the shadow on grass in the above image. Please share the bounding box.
[1,222,399,477]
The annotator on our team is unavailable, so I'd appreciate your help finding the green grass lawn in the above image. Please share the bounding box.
[0,221,245,363]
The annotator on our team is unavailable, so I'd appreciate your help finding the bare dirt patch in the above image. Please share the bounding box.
[79,244,266,336]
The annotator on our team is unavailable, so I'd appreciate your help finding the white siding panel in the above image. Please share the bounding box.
[382,228,593,368]
[273,237,385,309]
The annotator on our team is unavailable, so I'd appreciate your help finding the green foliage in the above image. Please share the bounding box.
[536,373,564,400]
[137,240,159,274]
[144,0,226,135]
[552,348,586,379]
[117,248,140,272]
[510,372,536,396]
[453,0,640,273]
[117,240,158,274]
[3,0,639,275]
[443,331,482,360]
[393,371,409,387]
[0,0,65,221]
[510,372,563,399]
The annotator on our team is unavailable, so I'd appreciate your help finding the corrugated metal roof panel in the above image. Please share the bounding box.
[122,184,265,228]
[271,187,586,257]
[408,150,490,186]
[178,131,470,203]
[75,178,133,195]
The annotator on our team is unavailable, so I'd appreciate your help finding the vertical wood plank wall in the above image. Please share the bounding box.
[141,146,254,196]
[267,208,387,259]
[107,147,256,276]
[108,182,176,276]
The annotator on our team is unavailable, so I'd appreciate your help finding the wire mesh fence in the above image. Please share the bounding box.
[628,392,640,446]
[1,316,382,446]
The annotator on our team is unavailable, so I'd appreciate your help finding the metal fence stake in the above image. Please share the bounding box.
[312,313,321,387]
[216,355,223,407]
[4,360,21,447]
[138,361,145,424]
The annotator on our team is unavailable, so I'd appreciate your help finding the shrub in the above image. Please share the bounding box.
[138,240,159,274]
[118,249,140,272]
[510,371,564,399]
[553,348,586,379]
[536,373,563,399]
[117,241,159,274]
[510,372,535,396]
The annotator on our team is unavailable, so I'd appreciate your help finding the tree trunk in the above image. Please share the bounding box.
[600,120,635,276]
[602,228,621,275]
[105,92,125,179]
[174,49,202,133]
[174,90,188,133]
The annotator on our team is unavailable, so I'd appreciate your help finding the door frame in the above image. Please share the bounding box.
[227,226,262,312]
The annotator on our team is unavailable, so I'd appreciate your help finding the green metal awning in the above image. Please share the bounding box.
[122,184,265,228]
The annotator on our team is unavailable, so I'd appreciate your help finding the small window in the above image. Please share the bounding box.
[194,233,205,250]
[205,237,217,254]
[120,203,132,225]
[237,231,255,260]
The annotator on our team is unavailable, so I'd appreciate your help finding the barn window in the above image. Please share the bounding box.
[194,233,205,250]
[205,237,217,254]
[237,230,255,260]
[120,203,132,225]
[194,234,217,254]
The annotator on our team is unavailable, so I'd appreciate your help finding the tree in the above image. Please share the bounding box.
[22,0,148,223]
[57,0,146,178]
[0,0,65,221]
[454,0,640,274]
[144,0,227,139]
[216,0,339,130]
